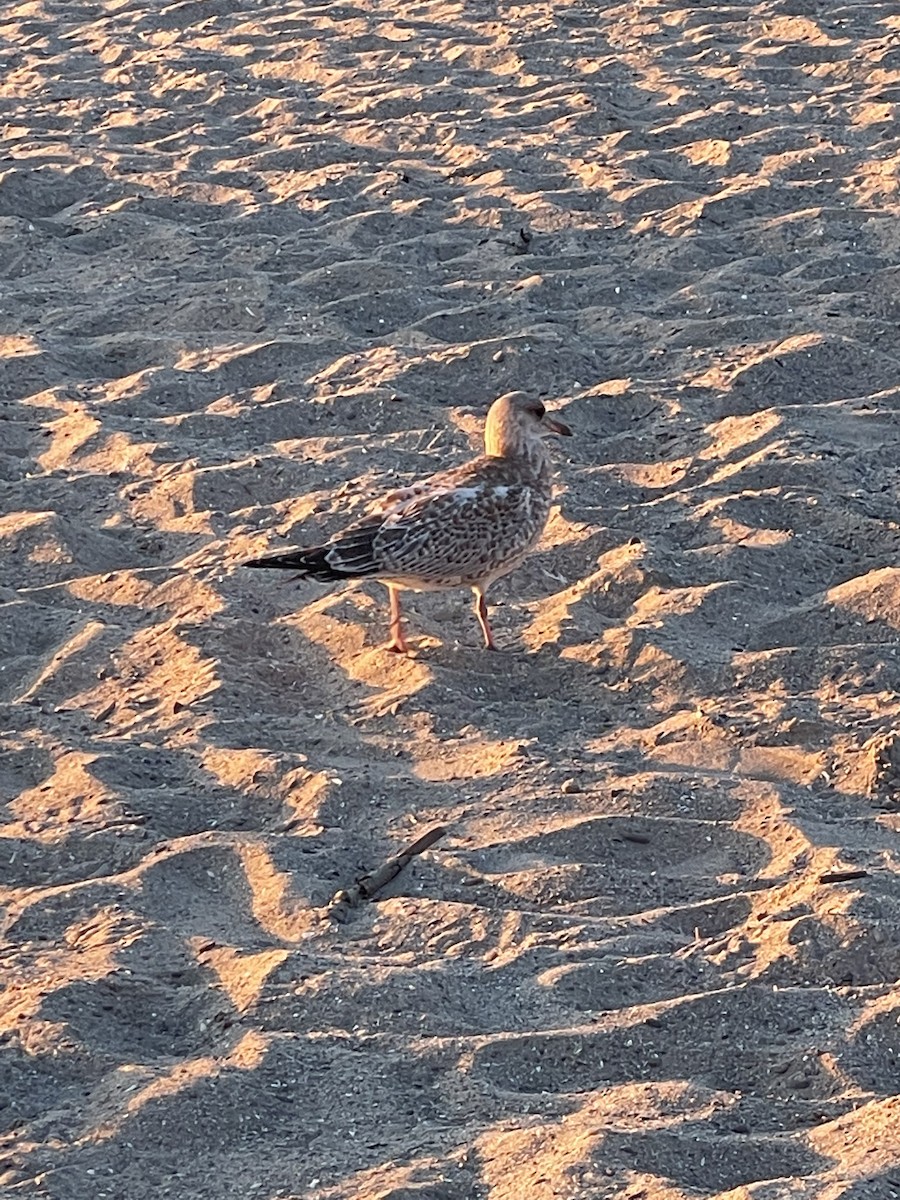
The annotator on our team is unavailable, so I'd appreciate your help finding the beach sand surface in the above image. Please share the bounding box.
[2,0,900,1196]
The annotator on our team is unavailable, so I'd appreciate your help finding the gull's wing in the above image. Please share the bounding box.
[322,468,545,585]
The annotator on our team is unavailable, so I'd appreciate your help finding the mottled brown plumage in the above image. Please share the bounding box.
[245,391,571,651]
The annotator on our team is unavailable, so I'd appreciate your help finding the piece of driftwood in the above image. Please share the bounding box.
[327,826,447,920]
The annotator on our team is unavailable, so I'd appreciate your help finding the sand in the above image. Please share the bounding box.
[2,0,900,1196]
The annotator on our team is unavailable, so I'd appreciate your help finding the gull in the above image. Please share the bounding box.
[244,391,571,652]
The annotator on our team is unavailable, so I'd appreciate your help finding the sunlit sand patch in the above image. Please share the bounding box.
[64,570,154,612]
[233,840,321,942]
[477,1115,605,1200]
[307,345,413,395]
[0,509,53,541]
[309,1152,473,1200]
[198,746,290,794]
[274,769,345,835]
[689,331,823,391]
[516,518,605,650]
[68,571,225,623]
[410,735,530,784]
[198,944,290,1013]
[519,581,589,652]
[199,746,339,836]
[852,101,894,128]
[624,643,693,713]
[610,457,696,491]
[42,423,158,476]
[127,502,220,541]
[287,591,435,695]
[61,622,221,733]
[690,493,795,545]
[642,197,709,237]
[90,1030,270,1143]
[14,618,107,706]
[826,567,900,631]
[698,410,784,461]
[627,580,728,629]
[0,917,123,1035]
[0,510,78,572]
[638,707,828,787]
[6,750,116,835]
[0,334,42,358]
[829,726,900,804]
[808,1096,900,1184]
[525,538,680,664]
[680,137,731,168]
[478,1078,750,1199]
[848,991,900,1047]
[707,515,793,547]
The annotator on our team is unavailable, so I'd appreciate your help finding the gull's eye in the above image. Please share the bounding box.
[532,401,546,419]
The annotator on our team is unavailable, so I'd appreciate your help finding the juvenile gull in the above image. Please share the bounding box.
[244,391,571,652]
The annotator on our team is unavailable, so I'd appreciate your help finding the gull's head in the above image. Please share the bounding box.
[484,391,572,459]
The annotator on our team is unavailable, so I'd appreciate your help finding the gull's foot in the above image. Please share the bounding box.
[384,636,410,654]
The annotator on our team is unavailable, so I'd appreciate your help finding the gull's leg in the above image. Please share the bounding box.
[473,586,498,650]
[385,585,409,653]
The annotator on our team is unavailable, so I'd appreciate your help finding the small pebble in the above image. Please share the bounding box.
[561,777,582,795]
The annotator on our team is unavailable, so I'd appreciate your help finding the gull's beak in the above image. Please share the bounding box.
[541,412,572,437]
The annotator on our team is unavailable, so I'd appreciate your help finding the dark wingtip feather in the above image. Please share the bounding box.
[244,551,307,570]
[244,545,351,583]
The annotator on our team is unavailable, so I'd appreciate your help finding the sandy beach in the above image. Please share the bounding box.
[2,0,900,1196]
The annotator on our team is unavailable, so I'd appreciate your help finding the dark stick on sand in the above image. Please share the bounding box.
[818,868,870,885]
[514,226,533,254]
[327,826,447,920]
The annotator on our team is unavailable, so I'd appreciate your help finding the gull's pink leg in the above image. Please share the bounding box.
[385,585,409,653]
[473,587,498,650]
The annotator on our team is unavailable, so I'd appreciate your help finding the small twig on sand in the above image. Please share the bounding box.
[818,868,870,885]
[327,825,447,921]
